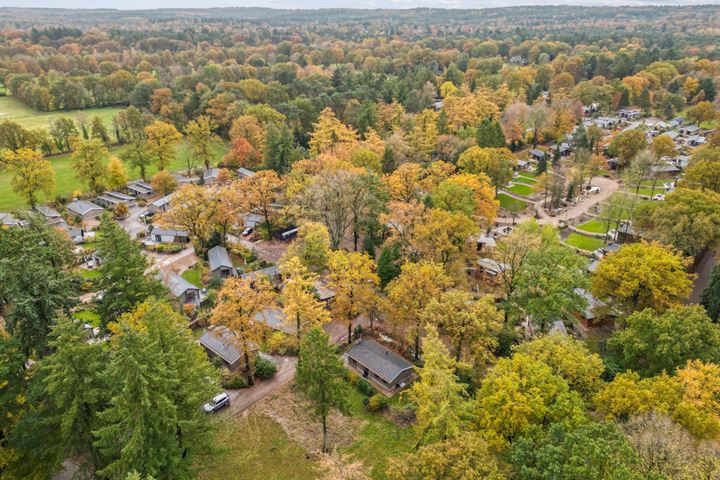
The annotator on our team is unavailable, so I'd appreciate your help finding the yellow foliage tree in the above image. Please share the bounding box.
[0,148,55,206]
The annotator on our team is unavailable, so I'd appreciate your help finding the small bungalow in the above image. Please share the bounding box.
[208,245,236,278]
[243,213,265,229]
[596,116,621,129]
[615,221,636,243]
[203,167,221,184]
[150,227,190,244]
[95,191,136,209]
[314,280,335,306]
[619,108,642,120]
[477,258,507,277]
[237,167,255,179]
[687,135,706,147]
[0,212,25,227]
[679,125,700,137]
[673,155,690,169]
[665,130,680,141]
[573,287,614,329]
[551,142,572,157]
[240,265,282,286]
[67,200,104,220]
[650,163,682,176]
[198,327,252,370]
[476,234,497,252]
[167,274,201,305]
[528,149,547,161]
[606,158,620,170]
[35,205,63,224]
[515,159,531,171]
[346,339,415,395]
[172,172,195,185]
[125,180,154,198]
[148,193,174,214]
[669,117,684,128]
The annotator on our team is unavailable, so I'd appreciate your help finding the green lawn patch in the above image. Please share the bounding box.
[78,268,101,280]
[0,96,122,139]
[74,309,101,327]
[181,265,204,288]
[576,219,609,234]
[513,176,537,185]
[344,388,416,479]
[507,183,535,196]
[498,193,528,211]
[637,187,664,197]
[197,415,318,480]
[0,140,228,210]
[565,233,604,252]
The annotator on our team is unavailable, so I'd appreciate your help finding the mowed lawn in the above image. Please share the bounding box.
[565,232,604,252]
[0,140,228,210]
[0,96,122,139]
[576,218,609,234]
[507,183,535,196]
[498,193,528,211]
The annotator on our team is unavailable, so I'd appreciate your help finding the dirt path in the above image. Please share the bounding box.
[223,317,368,416]
[496,176,619,226]
[149,247,199,275]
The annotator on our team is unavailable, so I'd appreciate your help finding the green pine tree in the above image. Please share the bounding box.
[94,215,166,328]
[296,327,349,452]
[475,117,506,148]
[377,242,402,288]
[264,122,300,174]
[42,314,107,471]
[702,264,720,322]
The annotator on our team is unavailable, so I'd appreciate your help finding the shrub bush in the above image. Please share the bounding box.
[265,332,298,356]
[357,378,376,397]
[223,376,249,389]
[255,355,277,380]
[367,393,389,412]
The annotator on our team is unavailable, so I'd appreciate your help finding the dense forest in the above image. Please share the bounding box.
[2,5,720,480]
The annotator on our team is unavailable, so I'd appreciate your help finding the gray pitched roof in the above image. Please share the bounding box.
[208,245,234,272]
[240,265,280,282]
[167,274,199,297]
[347,339,414,384]
[67,200,103,215]
[152,227,189,238]
[252,308,291,334]
[529,149,546,158]
[151,193,174,208]
[314,281,335,301]
[573,287,605,320]
[35,205,61,218]
[198,328,242,365]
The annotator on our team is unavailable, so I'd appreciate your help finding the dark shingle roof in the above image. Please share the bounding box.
[253,308,291,334]
[347,339,414,384]
[240,265,280,282]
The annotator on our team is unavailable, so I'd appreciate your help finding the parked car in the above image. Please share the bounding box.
[203,392,230,413]
[652,193,665,201]
[586,185,600,194]
[242,226,253,236]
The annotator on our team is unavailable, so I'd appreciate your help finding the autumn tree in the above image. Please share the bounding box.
[513,333,605,398]
[650,134,676,160]
[281,256,331,345]
[430,172,498,225]
[608,305,720,377]
[386,432,504,480]
[407,326,474,446]
[71,137,108,194]
[238,170,284,239]
[421,292,502,364]
[385,261,453,359]
[327,250,379,344]
[0,148,55,206]
[158,183,220,252]
[457,146,514,192]
[210,277,275,385]
[145,120,182,171]
[475,352,586,449]
[687,101,717,125]
[105,155,128,191]
[296,327,349,452]
[284,221,332,272]
[608,129,647,168]
[525,103,551,147]
[150,170,178,195]
[309,107,358,156]
[591,241,693,313]
[184,115,220,171]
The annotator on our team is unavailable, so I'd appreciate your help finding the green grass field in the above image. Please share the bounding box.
[197,415,318,480]
[0,96,122,138]
[507,183,535,196]
[181,265,204,288]
[513,176,537,185]
[0,140,227,210]
[565,232,604,252]
[498,193,528,211]
[576,218,609,234]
